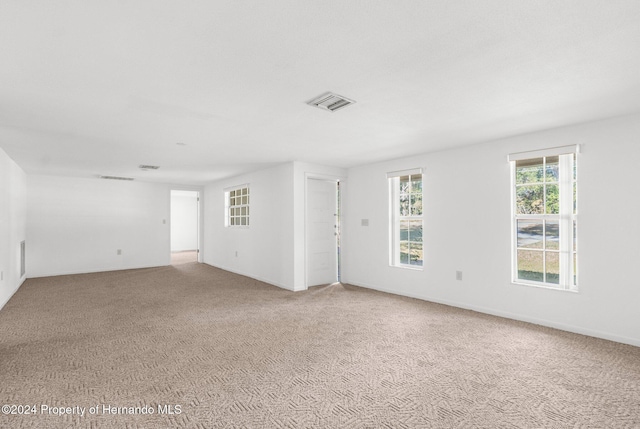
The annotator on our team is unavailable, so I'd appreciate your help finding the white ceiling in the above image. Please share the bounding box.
[2,1,640,185]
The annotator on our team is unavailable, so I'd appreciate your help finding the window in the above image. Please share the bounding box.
[225,185,250,227]
[510,146,577,290]
[388,169,423,268]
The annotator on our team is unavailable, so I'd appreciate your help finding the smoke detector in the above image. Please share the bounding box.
[307,92,355,112]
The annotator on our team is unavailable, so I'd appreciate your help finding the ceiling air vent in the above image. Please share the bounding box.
[139,165,160,170]
[99,175,134,181]
[307,92,355,112]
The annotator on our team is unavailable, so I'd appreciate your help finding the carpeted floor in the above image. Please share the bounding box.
[1,261,639,428]
[171,250,198,266]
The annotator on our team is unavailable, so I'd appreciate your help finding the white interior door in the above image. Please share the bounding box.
[306,179,338,287]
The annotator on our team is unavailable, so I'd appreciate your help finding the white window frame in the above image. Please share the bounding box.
[225,184,250,228]
[509,145,578,290]
[388,168,424,269]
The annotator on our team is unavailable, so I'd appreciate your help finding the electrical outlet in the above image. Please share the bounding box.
[456,271,463,281]
[117,249,122,255]
[235,251,238,257]
[1,271,3,281]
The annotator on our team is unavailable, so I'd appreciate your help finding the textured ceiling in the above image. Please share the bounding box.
[1,1,640,184]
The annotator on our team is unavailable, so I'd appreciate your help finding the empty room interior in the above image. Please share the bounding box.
[1,1,640,428]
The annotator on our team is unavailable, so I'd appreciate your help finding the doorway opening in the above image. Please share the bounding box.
[170,190,200,265]
[305,178,341,288]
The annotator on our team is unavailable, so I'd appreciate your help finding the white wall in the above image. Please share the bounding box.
[204,163,296,289]
[27,175,171,277]
[342,113,640,347]
[171,191,198,252]
[203,161,347,291]
[0,148,27,310]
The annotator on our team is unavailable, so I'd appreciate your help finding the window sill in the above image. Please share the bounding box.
[390,264,424,271]
[512,280,578,293]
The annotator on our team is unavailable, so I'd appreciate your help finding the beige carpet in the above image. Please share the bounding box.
[171,250,198,265]
[1,261,639,428]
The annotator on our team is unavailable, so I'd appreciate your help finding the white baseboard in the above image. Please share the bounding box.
[0,274,27,312]
[27,263,171,279]
[203,262,295,291]
[346,280,640,348]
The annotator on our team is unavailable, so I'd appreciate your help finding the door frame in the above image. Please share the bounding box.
[169,188,203,263]
[304,173,345,289]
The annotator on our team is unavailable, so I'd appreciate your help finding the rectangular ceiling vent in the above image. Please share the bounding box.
[99,175,134,181]
[308,92,355,112]
[139,165,160,170]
